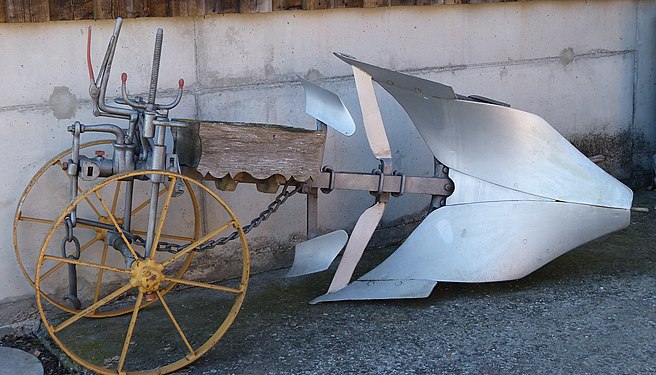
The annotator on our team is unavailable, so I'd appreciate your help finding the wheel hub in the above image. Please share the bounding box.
[129,258,164,293]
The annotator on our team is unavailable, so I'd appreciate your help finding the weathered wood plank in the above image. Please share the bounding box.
[302,0,328,10]
[240,0,272,13]
[332,0,363,8]
[145,0,170,17]
[4,1,24,22]
[94,0,126,19]
[5,0,525,21]
[415,0,443,5]
[5,0,49,22]
[363,0,389,7]
[128,0,148,17]
[49,0,93,20]
[169,0,204,16]
[0,0,6,22]
[205,0,239,14]
[272,0,301,10]
[174,120,326,182]
[390,0,414,6]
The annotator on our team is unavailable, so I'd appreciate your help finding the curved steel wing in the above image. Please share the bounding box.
[311,54,634,302]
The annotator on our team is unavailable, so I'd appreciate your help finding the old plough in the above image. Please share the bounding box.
[13,18,632,374]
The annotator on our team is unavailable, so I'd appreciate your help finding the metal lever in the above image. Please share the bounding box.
[121,73,184,112]
[87,17,133,119]
[157,79,185,110]
[120,73,147,110]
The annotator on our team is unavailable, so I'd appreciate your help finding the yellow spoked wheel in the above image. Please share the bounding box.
[15,142,200,317]
[35,170,249,374]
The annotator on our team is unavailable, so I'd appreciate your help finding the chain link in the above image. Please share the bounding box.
[131,181,302,254]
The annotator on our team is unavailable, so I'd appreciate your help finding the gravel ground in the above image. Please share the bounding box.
[180,191,656,374]
[0,333,68,375]
[3,191,655,374]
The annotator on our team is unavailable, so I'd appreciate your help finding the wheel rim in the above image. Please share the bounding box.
[35,170,249,374]
[16,143,200,317]
[14,140,112,288]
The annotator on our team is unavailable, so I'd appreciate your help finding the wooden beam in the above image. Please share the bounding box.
[94,0,126,19]
[49,0,93,20]
[169,0,204,16]
[176,120,327,182]
[205,0,239,14]
[332,0,363,8]
[363,0,389,7]
[5,0,49,22]
[390,0,414,5]
[241,0,272,13]
[302,0,329,10]
[272,0,301,10]
[4,0,526,21]
[142,0,172,17]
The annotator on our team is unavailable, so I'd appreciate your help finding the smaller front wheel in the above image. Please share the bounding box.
[35,170,250,374]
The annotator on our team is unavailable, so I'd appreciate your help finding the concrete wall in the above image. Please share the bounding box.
[1,0,654,304]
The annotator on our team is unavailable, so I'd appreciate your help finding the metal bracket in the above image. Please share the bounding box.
[320,165,336,194]
[310,170,452,197]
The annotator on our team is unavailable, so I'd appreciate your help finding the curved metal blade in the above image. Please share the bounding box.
[311,279,436,304]
[299,77,356,136]
[446,169,551,205]
[326,202,386,293]
[351,66,392,160]
[359,201,630,284]
[286,230,349,277]
[335,54,632,210]
[334,52,456,100]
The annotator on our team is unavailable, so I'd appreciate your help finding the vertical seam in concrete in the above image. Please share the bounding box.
[630,0,639,181]
[193,17,202,121]
[192,16,209,237]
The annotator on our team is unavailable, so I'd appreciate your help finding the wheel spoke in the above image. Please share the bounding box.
[117,292,143,373]
[161,221,236,268]
[131,230,195,243]
[42,255,130,276]
[156,290,195,356]
[162,276,243,294]
[93,190,141,261]
[40,238,99,282]
[16,215,54,226]
[111,181,122,214]
[92,242,110,304]
[18,215,97,233]
[81,194,103,218]
[131,186,167,217]
[149,177,177,259]
[52,283,133,333]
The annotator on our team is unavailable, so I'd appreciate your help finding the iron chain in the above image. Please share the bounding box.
[132,181,303,254]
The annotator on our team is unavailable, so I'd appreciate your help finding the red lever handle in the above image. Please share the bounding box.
[87,26,94,82]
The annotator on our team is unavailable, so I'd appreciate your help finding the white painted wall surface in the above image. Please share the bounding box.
[0,0,653,303]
